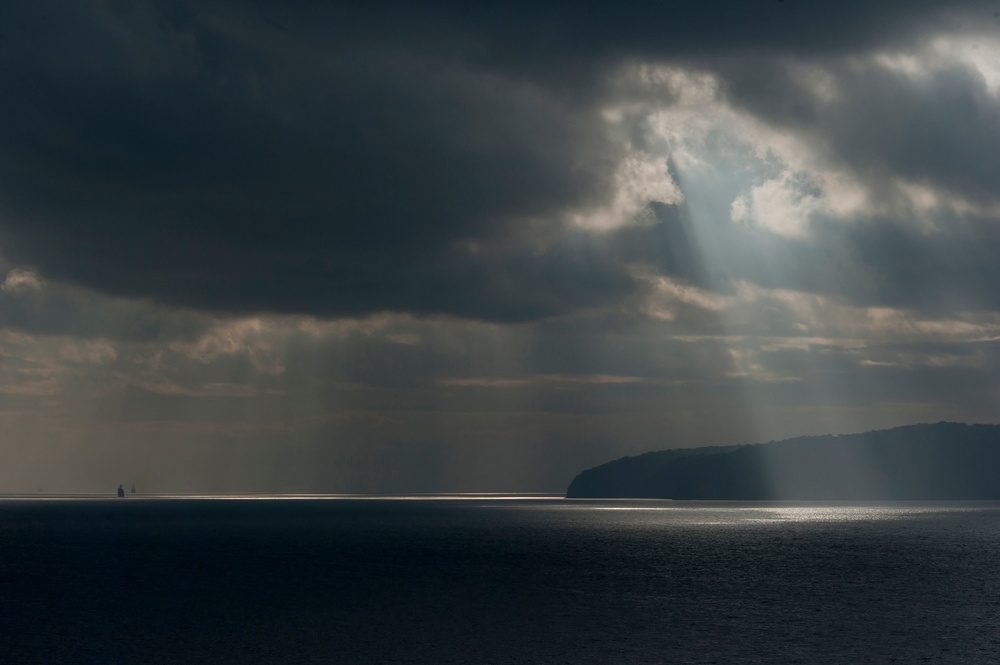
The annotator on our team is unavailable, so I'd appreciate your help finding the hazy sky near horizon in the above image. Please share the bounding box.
[2,1,1000,493]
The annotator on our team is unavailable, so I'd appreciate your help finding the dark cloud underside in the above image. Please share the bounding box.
[2,1,998,322]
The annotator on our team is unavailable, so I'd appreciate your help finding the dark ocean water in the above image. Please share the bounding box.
[2,498,1000,664]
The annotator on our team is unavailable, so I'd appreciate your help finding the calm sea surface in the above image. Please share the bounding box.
[2,498,1000,663]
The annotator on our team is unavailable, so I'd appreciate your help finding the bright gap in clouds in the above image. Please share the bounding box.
[598,54,1000,495]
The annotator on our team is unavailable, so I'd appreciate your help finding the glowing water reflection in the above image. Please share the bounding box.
[515,499,999,528]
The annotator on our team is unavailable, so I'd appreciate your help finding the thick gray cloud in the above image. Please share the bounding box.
[0,1,621,321]
[2,1,998,322]
[652,211,1000,314]
[0,270,212,341]
[717,57,1000,206]
[829,215,1000,312]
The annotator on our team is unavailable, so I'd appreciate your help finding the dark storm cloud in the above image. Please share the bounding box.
[717,56,1000,206]
[0,1,996,322]
[834,215,1000,312]
[0,1,621,321]
[324,0,993,68]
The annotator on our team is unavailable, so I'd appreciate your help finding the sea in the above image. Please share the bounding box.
[2,496,1000,664]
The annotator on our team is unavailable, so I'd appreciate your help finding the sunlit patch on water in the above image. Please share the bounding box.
[508,499,1000,529]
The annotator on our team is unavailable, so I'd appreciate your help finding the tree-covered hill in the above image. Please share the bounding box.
[566,422,1000,500]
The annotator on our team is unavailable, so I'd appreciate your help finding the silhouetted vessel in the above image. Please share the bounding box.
[117,483,125,498]
[130,483,136,495]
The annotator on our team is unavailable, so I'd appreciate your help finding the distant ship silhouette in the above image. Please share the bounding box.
[117,483,125,498]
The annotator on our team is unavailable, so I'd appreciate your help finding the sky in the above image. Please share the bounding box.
[2,0,1000,494]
